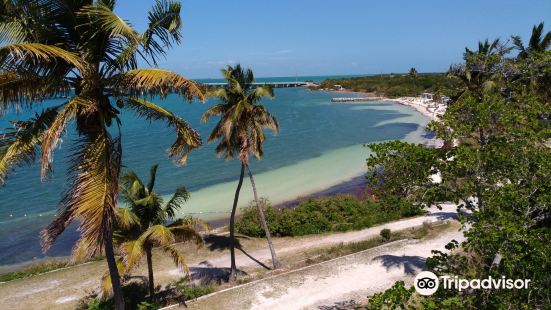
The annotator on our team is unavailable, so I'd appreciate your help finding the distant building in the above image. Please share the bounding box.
[421,93,434,101]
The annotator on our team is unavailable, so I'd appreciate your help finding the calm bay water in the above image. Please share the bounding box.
[0,82,430,267]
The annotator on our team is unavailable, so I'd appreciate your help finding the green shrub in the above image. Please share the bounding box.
[380,228,391,241]
[137,301,160,310]
[178,284,213,300]
[236,195,423,237]
[367,281,415,309]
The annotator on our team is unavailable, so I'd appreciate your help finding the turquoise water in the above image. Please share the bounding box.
[0,86,430,266]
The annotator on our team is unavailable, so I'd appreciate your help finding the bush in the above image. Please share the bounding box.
[380,228,391,241]
[80,281,150,310]
[367,281,415,309]
[178,284,213,300]
[137,301,160,310]
[236,195,423,237]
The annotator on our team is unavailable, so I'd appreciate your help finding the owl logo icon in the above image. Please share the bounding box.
[414,271,439,295]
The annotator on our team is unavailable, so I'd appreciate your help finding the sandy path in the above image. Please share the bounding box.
[0,204,458,310]
[173,226,463,310]
[168,203,458,274]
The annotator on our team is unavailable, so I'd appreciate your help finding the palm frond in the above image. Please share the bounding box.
[41,132,121,258]
[0,71,71,112]
[115,207,140,231]
[0,43,83,71]
[41,97,94,180]
[124,97,201,165]
[112,68,205,101]
[142,0,182,63]
[141,224,175,246]
[71,238,95,263]
[162,243,189,273]
[78,4,140,44]
[0,21,27,44]
[0,105,61,184]
[119,240,145,274]
[201,103,227,123]
[251,85,274,101]
[164,186,189,218]
[202,64,278,162]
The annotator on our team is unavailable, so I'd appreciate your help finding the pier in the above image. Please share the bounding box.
[331,97,385,103]
[204,81,311,88]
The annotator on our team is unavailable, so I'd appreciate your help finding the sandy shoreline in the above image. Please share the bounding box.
[323,89,441,121]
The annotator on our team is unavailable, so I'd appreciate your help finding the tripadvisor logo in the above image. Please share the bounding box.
[414,271,439,296]
[414,271,531,296]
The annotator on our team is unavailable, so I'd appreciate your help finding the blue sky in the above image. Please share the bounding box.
[116,0,551,79]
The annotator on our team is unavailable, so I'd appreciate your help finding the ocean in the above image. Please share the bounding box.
[0,76,431,268]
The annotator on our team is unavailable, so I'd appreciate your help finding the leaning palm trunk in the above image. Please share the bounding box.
[246,165,282,269]
[146,247,155,300]
[229,164,246,278]
[105,228,124,310]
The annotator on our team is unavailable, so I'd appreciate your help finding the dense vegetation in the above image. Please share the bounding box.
[235,195,424,237]
[316,73,462,98]
[364,23,551,309]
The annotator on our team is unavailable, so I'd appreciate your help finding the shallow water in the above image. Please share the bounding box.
[0,87,430,266]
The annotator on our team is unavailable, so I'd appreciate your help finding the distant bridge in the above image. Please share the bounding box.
[204,81,312,88]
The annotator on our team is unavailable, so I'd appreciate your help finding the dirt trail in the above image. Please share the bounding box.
[176,229,463,310]
[0,204,458,310]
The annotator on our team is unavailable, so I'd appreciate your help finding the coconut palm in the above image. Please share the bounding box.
[201,64,282,278]
[106,164,204,300]
[512,22,551,58]
[447,38,506,101]
[0,1,204,308]
[408,67,418,79]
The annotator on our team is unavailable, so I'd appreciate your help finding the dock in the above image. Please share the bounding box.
[331,97,385,103]
[205,81,311,88]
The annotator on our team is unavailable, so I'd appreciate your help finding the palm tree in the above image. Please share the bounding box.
[0,1,204,308]
[107,164,204,300]
[408,67,418,79]
[512,22,551,58]
[201,64,282,278]
[448,38,506,101]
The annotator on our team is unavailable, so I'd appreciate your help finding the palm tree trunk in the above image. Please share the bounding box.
[230,163,245,279]
[146,247,155,300]
[105,228,125,310]
[245,164,282,269]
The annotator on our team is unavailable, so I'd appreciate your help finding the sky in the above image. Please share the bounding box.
[116,0,551,79]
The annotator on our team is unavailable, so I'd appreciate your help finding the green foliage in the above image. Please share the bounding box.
[366,23,551,309]
[318,73,461,98]
[177,284,213,300]
[0,260,68,282]
[82,282,150,310]
[137,301,160,310]
[367,281,415,309]
[236,195,423,237]
[380,228,391,241]
[366,141,444,207]
[86,298,113,310]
